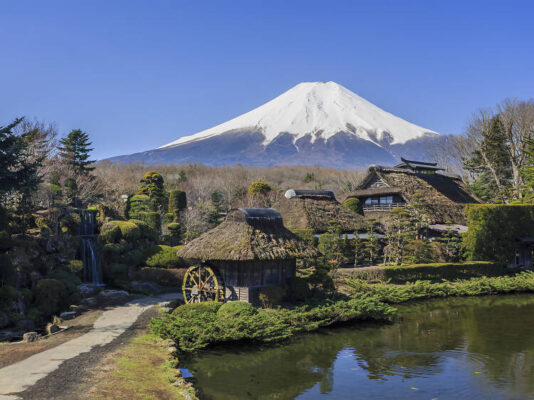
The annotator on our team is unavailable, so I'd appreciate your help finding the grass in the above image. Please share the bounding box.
[90,333,197,400]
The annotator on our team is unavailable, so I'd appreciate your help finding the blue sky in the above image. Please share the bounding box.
[1,0,533,159]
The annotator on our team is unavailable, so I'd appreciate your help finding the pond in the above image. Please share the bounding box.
[183,295,534,400]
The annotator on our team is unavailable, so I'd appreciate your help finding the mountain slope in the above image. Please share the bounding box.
[108,81,444,168]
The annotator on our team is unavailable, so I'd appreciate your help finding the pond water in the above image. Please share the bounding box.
[183,295,534,400]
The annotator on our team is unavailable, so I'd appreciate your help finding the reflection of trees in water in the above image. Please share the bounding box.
[186,295,534,400]
[184,331,345,400]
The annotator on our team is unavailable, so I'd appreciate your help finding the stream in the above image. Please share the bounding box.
[184,294,534,400]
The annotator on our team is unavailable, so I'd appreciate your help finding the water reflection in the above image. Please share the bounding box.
[184,295,534,400]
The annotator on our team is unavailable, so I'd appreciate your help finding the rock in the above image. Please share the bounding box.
[46,323,61,334]
[59,311,77,320]
[77,283,100,298]
[81,297,98,307]
[97,289,129,304]
[0,331,18,342]
[168,346,177,355]
[0,312,9,329]
[160,307,173,314]
[131,280,163,294]
[23,332,40,342]
[15,319,35,331]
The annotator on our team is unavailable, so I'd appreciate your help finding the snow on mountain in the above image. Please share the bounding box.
[160,81,438,149]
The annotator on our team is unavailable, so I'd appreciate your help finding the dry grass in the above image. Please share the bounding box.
[89,334,196,400]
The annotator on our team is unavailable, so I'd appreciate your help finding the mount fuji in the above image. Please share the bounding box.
[107,81,446,168]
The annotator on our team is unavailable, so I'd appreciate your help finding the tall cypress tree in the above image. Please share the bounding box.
[58,129,95,175]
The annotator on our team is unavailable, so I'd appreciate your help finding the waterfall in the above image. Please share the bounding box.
[80,209,103,285]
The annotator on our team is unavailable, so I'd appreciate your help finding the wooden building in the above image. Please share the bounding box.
[346,158,480,224]
[273,189,365,233]
[177,208,317,305]
[509,237,534,269]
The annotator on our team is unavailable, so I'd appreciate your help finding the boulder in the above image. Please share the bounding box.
[97,289,129,304]
[23,332,40,342]
[77,283,100,298]
[81,297,98,307]
[0,311,9,329]
[59,311,77,320]
[131,280,163,294]
[46,323,61,334]
[15,319,35,331]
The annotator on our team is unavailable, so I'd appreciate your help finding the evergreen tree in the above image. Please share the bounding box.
[58,129,95,175]
[138,171,167,211]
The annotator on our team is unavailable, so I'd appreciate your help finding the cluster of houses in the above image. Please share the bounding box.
[177,158,532,305]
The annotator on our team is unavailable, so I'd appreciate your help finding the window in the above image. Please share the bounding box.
[380,196,393,205]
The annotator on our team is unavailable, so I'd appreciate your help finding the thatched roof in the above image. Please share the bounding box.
[274,190,365,233]
[350,187,402,197]
[349,166,480,224]
[177,208,318,262]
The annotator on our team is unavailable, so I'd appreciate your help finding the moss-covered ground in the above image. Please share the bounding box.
[89,333,197,400]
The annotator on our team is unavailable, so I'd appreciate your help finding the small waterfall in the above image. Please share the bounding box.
[80,209,103,285]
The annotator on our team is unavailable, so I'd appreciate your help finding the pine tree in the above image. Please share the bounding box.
[138,171,167,211]
[58,129,95,175]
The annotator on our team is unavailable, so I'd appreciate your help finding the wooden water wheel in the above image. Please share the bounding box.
[182,264,224,303]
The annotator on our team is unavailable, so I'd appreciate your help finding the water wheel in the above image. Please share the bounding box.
[182,264,224,303]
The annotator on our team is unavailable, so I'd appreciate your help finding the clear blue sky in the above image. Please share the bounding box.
[2,0,533,159]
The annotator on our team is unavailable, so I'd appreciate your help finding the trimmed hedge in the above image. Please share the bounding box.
[463,204,534,263]
[144,245,186,269]
[342,262,507,283]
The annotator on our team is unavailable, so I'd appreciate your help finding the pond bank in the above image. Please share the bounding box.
[183,294,534,399]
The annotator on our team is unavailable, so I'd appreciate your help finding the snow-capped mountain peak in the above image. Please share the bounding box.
[160,81,438,149]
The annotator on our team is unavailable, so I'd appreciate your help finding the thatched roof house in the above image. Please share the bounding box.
[347,161,480,224]
[177,208,318,304]
[273,189,365,233]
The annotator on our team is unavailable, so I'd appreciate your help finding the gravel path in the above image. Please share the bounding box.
[0,293,179,400]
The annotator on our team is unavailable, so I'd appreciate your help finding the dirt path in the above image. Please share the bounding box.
[0,293,179,400]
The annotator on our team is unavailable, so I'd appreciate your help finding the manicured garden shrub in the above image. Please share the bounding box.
[128,219,158,241]
[169,190,187,216]
[342,197,363,215]
[463,204,534,263]
[33,279,68,316]
[100,224,121,243]
[67,259,83,275]
[134,267,186,287]
[138,211,161,233]
[143,245,185,269]
[217,301,257,319]
[343,262,507,283]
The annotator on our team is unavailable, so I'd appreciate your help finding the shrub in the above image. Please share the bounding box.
[134,267,186,287]
[100,224,121,243]
[463,204,534,263]
[128,219,158,241]
[217,301,257,319]
[144,245,185,269]
[164,213,174,223]
[114,220,141,241]
[343,197,363,215]
[33,279,68,316]
[138,211,161,233]
[0,285,18,309]
[67,259,84,275]
[169,190,187,214]
[259,286,286,308]
[248,182,272,197]
[168,222,181,232]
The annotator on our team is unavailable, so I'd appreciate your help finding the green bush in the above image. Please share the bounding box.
[217,301,257,319]
[150,295,395,352]
[128,219,158,241]
[463,204,534,263]
[169,190,187,214]
[168,222,181,232]
[144,245,185,269]
[164,213,174,223]
[0,285,18,309]
[114,220,141,241]
[33,279,68,316]
[343,197,363,215]
[100,224,121,243]
[127,194,153,217]
[259,286,286,308]
[248,182,272,197]
[66,259,84,275]
[139,211,161,233]
[0,230,12,251]
[0,253,15,286]
[345,271,534,304]
[111,263,129,276]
